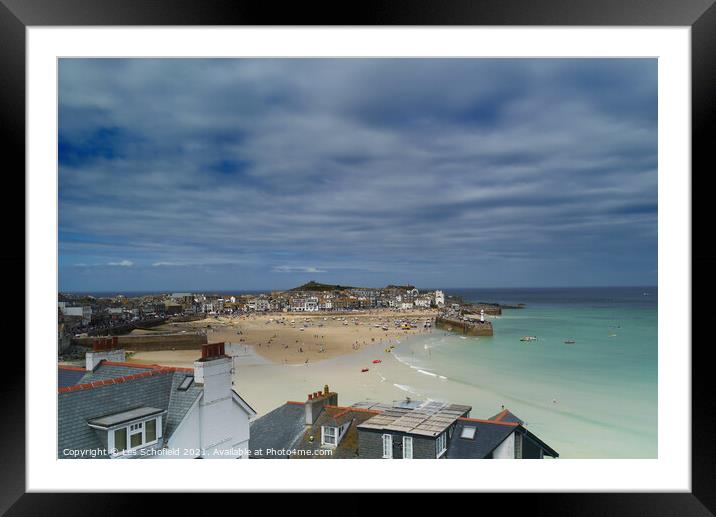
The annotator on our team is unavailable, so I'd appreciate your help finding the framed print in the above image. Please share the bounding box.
[2,0,713,514]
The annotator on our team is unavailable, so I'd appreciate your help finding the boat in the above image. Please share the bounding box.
[564,339,576,344]
[361,368,369,373]
[372,359,382,364]
[520,336,537,342]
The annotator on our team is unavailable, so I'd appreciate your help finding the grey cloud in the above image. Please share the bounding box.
[58,58,657,291]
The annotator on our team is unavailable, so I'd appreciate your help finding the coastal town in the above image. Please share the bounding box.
[56,282,558,460]
[58,282,499,362]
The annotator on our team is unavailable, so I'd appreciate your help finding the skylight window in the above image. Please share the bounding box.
[178,375,194,391]
[460,426,476,439]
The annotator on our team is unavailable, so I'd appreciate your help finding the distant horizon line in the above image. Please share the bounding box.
[60,284,659,295]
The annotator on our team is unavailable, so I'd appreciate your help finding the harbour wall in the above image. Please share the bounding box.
[73,332,207,351]
[88,318,167,336]
[435,316,493,336]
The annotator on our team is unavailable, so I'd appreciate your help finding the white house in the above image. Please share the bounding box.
[414,296,432,308]
[435,290,445,307]
[58,341,256,459]
[61,305,92,325]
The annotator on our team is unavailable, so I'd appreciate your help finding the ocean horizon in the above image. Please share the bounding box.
[62,285,657,298]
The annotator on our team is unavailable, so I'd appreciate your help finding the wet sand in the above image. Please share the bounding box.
[126,334,432,418]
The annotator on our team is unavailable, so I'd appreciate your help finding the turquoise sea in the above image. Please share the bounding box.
[389,286,657,458]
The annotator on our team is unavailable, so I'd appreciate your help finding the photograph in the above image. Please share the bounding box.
[56,57,658,461]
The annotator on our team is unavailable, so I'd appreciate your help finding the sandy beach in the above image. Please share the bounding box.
[138,309,437,365]
[126,332,436,418]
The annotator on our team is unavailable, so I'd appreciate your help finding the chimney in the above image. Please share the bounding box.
[193,343,232,404]
[85,337,125,370]
[304,385,338,425]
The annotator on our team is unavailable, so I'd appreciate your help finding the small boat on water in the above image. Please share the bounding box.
[520,336,537,342]
[564,339,576,344]
[372,359,382,364]
[361,368,369,373]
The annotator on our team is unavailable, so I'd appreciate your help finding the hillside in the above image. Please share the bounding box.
[289,281,355,292]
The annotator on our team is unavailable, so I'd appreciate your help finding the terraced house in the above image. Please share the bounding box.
[249,386,558,459]
[58,341,256,459]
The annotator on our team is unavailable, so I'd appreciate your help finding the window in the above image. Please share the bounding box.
[460,426,476,439]
[112,417,160,454]
[322,426,337,446]
[129,422,143,448]
[403,436,413,459]
[145,419,157,442]
[436,432,447,458]
[177,375,194,391]
[114,428,127,451]
[382,434,393,458]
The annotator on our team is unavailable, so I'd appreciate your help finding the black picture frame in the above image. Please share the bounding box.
[2,0,712,514]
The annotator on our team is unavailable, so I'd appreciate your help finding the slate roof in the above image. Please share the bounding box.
[248,402,383,459]
[488,408,524,425]
[291,406,380,459]
[166,373,203,438]
[58,362,203,459]
[79,363,156,384]
[58,370,175,458]
[58,361,158,390]
[248,402,306,458]
[445,418,518,459]
[58,367,86,388]
[248,399,558,460]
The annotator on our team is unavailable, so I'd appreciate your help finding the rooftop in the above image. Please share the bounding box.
[356,399,471,437]
[88,406,165,428]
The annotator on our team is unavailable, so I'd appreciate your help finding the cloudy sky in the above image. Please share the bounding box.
[58,59,657,292]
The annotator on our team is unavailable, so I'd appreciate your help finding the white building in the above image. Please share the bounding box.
[61,305,92,325]
[290,296,319,312]
[414,296,431,308]
[435,290,445,307]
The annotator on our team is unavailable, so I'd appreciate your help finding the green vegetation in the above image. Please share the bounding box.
[289,281,356,292]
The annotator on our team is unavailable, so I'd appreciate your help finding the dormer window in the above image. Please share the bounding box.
[88,406,165,457]
[460,426,477,439]
[321,422,350,447]
[322,426,337,446]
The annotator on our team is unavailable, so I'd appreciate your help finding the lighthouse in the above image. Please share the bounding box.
[480,309,485,323]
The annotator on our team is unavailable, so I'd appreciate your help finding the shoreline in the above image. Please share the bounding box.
[133,309,438,365]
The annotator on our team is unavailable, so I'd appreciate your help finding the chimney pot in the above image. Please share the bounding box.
[308,393,313,400]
